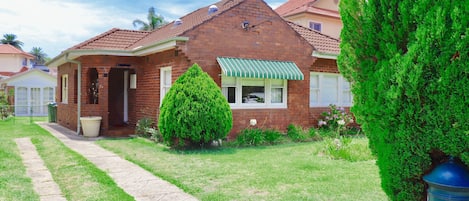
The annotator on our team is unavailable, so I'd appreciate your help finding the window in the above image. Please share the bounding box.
[310,73,352,107]
[61,74,68,103]
[160,67,171,105]
[222,76,287,109]
[309,21,322,32]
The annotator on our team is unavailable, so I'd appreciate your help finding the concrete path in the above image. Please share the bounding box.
[15,137,67,201]
[38,123,198,201]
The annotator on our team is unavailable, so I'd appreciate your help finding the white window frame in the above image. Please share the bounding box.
[61,74,68,104]
[160,67,172,106]
[222,76,287,109]
[309,21,322,32]
[310,72,352,107]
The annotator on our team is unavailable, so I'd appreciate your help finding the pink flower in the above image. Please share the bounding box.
[318,120,327,127]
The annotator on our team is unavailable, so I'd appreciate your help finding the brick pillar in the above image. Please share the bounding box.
[97,66,111,134]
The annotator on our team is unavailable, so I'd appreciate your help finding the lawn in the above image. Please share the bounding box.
[97,137,388,201]
[0,117,133,201]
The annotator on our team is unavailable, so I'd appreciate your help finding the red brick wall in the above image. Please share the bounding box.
[56,0,350,137]
[177,0,316,136]
[311,58,339,73]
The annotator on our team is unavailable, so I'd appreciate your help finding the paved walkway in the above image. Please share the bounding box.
[15,137,67,201]
[38,123,198,201]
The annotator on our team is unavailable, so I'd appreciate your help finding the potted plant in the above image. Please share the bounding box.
[80,116,102,137]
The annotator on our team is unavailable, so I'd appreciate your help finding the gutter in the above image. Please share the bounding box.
[65,53,82,135]
[312,51,338,60]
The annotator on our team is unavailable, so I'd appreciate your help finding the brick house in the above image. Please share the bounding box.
[47,0,346,138]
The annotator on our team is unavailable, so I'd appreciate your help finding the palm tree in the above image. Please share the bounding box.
[133,7,168,31]
[29,47,48,65]
[1,34,24,50]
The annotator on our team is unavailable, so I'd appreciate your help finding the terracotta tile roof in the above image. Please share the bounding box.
[275,0,340,18]
[0,44,35,58]
[67,0,243,51]
[275,0,316,16]
[129,0,244,49]
[0,72,15,77]
[285,5,340,18]
[68,28,151,50]
[287,21,340,55]
[0,66,29,77]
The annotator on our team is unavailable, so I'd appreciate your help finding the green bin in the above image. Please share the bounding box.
[48,102,57,122]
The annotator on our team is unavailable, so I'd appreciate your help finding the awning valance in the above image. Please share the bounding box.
[216,57,304,80]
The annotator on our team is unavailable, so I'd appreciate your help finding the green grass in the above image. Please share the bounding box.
[97,137,388,201]
[0,117,134,201]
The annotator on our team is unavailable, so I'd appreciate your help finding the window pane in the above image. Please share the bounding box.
[310,89,319,105]
[164,71,171,85]
[310,75,319,88]
[17,87,28,115]
[343,91,351,104]
[31,88,41,115]
[242,86,265,103]
[271,88,283,103]
[342,79,352,104]
[222,87,236,103]
[322,75,338,104]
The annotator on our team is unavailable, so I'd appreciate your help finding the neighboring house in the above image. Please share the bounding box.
[0,44,34,79]
[47,0,344,137]
[0,44,56,116]
[275,0,342,39]
[0,69,56,116]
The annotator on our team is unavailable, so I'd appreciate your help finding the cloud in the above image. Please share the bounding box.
[0,0,284,58]
[0,0,141,57]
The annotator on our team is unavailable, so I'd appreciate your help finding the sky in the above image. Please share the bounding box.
[0,0,285,58]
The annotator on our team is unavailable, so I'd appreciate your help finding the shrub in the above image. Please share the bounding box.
[287,124,309,142]
[236,128,265,146]
[339,0,469,199]
[158,64,232,149]
[0,92,12,120]
[263,129,283,144]
[322,137,375,162]
[235,128,283,146]
[317,104,354,137]
[135,117,154,137]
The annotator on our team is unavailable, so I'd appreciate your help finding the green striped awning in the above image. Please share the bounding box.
[216,57,304,80]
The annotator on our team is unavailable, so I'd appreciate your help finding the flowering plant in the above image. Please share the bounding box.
[88,79,99,104]
[318,104,354,136]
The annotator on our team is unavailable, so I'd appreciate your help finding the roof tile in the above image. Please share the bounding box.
[0,44,35,58]
[130,0,244,49]
[287,21,340,55]
[68,28,151,50]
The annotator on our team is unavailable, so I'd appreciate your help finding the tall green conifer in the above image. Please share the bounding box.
[339,0,469,200]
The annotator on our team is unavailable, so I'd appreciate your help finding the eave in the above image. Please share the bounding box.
[312,50,338,60]
[46,37,189,68]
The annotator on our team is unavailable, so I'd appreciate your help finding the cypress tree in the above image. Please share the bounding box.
[339,0,469,200]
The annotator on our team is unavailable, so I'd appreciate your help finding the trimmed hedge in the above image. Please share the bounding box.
[339,0,469,200]
[158,64,232,148]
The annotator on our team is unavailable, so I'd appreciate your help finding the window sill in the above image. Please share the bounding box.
[230,104,287,110]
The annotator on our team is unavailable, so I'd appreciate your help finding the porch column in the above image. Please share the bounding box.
[97,66,111,134]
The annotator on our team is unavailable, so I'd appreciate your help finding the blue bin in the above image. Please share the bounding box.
[423,157,469,201]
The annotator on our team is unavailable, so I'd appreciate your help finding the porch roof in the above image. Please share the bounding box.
[217,57,304,80]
